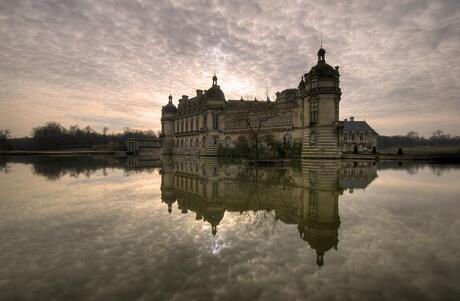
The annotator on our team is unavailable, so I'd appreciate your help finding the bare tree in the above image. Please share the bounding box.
[236,101,276,159]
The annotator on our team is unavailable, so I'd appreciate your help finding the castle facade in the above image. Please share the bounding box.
[161,47,377,158]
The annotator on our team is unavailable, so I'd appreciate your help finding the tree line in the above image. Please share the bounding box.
[377,130,460,149]
[0,122,159,150]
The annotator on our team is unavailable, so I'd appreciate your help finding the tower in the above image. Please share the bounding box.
[299,47,342,158]
[298,159,341,268]
[161,94,177,155]
[202,74,226,156]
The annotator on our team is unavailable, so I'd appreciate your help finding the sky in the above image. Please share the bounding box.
[0,0,459,137]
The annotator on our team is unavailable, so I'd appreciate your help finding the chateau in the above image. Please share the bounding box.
[160,156,377,267]
[161,47,377,158]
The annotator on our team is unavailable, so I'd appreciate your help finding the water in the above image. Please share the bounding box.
[0,156,459,300]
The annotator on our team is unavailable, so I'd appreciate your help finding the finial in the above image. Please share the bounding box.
[168,94,172,103]
[212,74,218,86]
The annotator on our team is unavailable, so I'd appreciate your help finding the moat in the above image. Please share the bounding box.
[1,156,459,300]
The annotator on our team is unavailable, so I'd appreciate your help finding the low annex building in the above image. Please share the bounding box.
[160,47,377,158]
[342,117,379,153]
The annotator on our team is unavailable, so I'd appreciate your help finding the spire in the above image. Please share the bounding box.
[212,73,218,86]
[168,94,172,104]
[320,24,323,48]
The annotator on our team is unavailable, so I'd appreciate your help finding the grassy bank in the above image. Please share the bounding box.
[379,145,460,154]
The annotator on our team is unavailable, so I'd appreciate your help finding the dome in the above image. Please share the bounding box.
[205,85,226,101]
[162,102,177,114]
[308,62,339,78]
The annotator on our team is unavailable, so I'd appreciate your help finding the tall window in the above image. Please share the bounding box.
[212,114,219,129]
[310,101,318,123]
[203,114,207,128]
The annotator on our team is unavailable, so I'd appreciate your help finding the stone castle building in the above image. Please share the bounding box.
[159,156,377,267]
[161,47,377,158]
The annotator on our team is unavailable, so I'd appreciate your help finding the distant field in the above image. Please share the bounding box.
[380,145,460,154]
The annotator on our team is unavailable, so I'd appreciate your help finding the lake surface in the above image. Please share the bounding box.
[1,156,459,300]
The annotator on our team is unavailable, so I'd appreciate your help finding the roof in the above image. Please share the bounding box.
[204,85,225,101]
[162,102,177,113]
[343,120,378,134]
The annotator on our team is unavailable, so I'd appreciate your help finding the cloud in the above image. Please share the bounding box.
[0,0,459,136]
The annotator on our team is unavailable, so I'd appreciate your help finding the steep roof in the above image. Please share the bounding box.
[343,120,378,134]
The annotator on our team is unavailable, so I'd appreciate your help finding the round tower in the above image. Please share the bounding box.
[161,94,177,155]
[202,74,226,156]
[299,47,342,158]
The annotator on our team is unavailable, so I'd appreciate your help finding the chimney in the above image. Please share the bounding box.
[182,95,188,100]
[335,66,339,71]
[196,89,203,97]
[344,118,348,122]
[350,116,354,122]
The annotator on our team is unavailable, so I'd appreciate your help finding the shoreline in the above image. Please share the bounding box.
[1,150,459,163]
[0,150,125,156]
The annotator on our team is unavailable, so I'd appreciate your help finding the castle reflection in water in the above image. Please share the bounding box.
[159,156,377,268]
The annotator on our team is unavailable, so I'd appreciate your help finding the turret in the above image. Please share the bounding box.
[299,47,343,159]
[161,94,177,155]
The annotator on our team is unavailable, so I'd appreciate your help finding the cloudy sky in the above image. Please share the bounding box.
[0,0,459,137]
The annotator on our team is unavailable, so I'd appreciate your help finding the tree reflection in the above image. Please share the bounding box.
[160,156,378,267]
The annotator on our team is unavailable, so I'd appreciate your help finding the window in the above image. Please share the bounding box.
[212,114,219,129]
[284,133,292,144]
[310,101,318,123]
[311,79,318,88]
[195,138,199,147]
[213,136,218,145]
[310,132,317,145]
[225,136,231,147]
[202,137,206,147]
[203,114,207,128]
